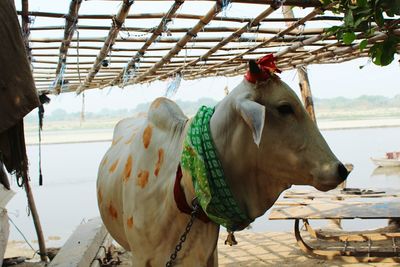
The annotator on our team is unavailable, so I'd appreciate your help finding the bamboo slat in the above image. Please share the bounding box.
[78,0,323,8]
[30,25,326,36]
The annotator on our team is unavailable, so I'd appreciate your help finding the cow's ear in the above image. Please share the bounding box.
[236,99,265,147]
[249,60,261,74]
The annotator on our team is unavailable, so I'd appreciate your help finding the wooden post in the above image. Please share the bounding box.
[282,6,316,122]
[297,67,317,122]
[283,6,344,229]
[21,0,48,261]
[23,174,47,261]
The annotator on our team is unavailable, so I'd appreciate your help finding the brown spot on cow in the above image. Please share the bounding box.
[137,170,149,188]
[109,159,119,173]
[101,156,108,167]
[108,201,118,220]
[123,155,133,182]
[150,98,163,109]
[154,148,165,177]
[142,125,153,149]
[125,131,137,144]
[112,136,123,146]
[97,188,103,204]
[127,216,134,229]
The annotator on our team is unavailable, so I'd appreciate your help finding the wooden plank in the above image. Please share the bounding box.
[269,200,400,220]
[49,217,110,267]
[283,188,398,199]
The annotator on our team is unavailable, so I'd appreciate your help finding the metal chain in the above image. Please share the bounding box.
[165,198,200,267]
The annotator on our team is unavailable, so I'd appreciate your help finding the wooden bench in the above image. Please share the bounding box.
[269,188,400,263]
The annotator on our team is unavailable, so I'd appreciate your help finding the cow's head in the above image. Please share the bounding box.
[210,59,348,218]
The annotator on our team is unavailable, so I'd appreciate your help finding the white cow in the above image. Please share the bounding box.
[97,60,348,266]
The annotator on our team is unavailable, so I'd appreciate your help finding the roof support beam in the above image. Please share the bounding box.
[55,0,82,75]
[76,0,134,94]
[54,0,82,94]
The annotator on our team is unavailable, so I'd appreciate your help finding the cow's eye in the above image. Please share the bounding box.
[277,104,294,115]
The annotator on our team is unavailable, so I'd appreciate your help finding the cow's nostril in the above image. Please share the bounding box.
[338,163,349,179]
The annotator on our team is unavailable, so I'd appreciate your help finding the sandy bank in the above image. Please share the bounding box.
[7,231,399,266]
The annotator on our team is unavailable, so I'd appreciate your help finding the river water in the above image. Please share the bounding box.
[6,126,400,248]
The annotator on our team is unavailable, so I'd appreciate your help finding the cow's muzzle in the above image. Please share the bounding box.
[337,162,350,181]
[313,161,350,192]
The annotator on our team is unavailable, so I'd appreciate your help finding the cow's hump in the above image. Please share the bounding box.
[147,97,188,132]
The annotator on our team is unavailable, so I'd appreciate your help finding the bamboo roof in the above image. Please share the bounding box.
[17,0,400,95]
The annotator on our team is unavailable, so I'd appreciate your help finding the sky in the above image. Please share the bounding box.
[14,0,399,114]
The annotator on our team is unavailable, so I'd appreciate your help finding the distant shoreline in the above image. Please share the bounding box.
[24,117,400,146]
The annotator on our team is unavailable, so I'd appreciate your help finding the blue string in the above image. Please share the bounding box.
[50,62,66,92]
[122,63,137,88]
[221,0,231,14]
[165,73,182,98]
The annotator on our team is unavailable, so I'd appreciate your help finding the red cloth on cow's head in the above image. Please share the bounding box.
[245,54,281,83]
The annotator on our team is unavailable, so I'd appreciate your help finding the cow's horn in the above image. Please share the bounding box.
[249,60,261,74]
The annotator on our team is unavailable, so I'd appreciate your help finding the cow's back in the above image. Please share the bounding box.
[97,97,188,251]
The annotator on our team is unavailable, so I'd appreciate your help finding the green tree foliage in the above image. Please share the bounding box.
[321,0,400,66]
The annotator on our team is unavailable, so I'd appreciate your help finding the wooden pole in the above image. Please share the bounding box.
[281,6,316,120]
[23,174,47,261]
[21,1,48,260]
[282,6,344,229]
[21,0,31,62]
[54,0,82,94]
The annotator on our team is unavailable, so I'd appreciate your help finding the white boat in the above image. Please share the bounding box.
[372,166,400,176]
[371,152,400,167]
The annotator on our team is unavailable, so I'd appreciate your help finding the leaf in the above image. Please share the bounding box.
[354,16,367,27]
[344,9,355,27]
[380,35,399,66]
[374,7,385,26]
[359,39,368,51]
[320,0,334,6]
[325,26,341,34]
[343,32,356,45]
[369,43,383,66]
[357,0,367,7]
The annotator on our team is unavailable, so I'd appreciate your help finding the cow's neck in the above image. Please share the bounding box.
[209,93,290,220]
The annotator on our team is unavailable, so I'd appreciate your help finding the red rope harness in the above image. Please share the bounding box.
[174,164,210,223]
